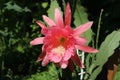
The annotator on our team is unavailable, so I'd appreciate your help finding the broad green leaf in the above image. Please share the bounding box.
[47,0,62,20]
[88,31,120,80]
[74,2,89,26]
[89,66,102,79]
[96,31,120,65]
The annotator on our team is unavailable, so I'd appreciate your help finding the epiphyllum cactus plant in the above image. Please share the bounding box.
[30,3,98,69]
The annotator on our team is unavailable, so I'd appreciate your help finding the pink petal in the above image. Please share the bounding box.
[41,28,49,35]
[37,53,46,62]
[42,55,50,66]
[37,46,46,62]
[73,21,93,36]
[74,37,87,45]
[30,37,44,45]
[60,60,68,68]
[55,8,64,28]
[43,15,56,26]
[63,47,74,61]
[49,53,62,63]
[68,60,74,72]
[75,45,98,53]
[36,21,49,35]
[36,20,47,29]
[65,3,71,26]
[71,53,84,68]
[63,52,72,61]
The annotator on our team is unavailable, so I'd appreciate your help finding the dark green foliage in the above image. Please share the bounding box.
[0,0,50,79]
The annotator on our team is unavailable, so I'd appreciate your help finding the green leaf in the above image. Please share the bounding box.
[5,1,22,12]
[89,66,102,79]
[5,1,31,12]
[17,45,24,53]
[96,31,120,65]
[42,2,48,8]
[74,2,89,26]
[88,31,120,80]
[47,0,62,20]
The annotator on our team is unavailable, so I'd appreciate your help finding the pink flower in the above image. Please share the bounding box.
[30,3,98,69]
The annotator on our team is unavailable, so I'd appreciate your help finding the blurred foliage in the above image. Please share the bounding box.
[0,0,51,80]
[26,64,58,80]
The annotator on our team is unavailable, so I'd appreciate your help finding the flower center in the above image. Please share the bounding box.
[52,45,65,55]
[60,37,65,42]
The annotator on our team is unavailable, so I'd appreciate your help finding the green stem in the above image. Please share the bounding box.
[96,9,104,49]
[56,67,62,80]
[84,64,95,79]
[62,0,66,11]
[72,0,78,18]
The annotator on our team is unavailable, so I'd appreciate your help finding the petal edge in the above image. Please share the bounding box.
[75,45,98,53]
[55,8,64,28]
[65,3,71,26]
[74,21,93,36]
[30,37,44,45]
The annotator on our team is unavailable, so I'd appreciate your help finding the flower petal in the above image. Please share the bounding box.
[60,60,68,68]
[68,60,74,72]
[36,20,47,29]
[63,47,74,61]
[73,21,93,36]
[75,45,98,53]
[30,37,44,45]
[74,37,87,45]
[41,28,49,35]
[63,51,72,61]
[71,53,84,68]
[37,53,46,62]
[49,53,62,63]
[43,15,56,26]
[42,55,50,66]
[65,3,71,26]
[36,20,49,35]
[55,8,64,28]
[37,46,46,62]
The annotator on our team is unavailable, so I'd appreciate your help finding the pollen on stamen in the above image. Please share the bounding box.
[52,46,65,55]
[60,37,66,42]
